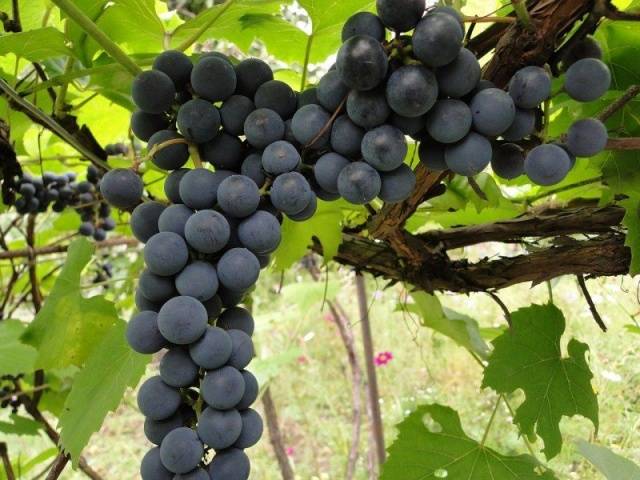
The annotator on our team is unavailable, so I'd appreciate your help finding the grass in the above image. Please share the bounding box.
[4,252,640,479]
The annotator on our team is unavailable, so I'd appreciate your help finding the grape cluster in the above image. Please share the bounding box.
[0,375,23,414]
[104,142,130,156]
[9,165,117,241]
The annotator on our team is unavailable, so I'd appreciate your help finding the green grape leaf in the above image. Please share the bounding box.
[0,320,37,376]
[620,195,640,276]
[576,441,640,480]
[21,238,120,369]
[482,304,599,460]
[399,291,489,358]
[86,0,165,57]
[0,28,74,61]
[63,0,110,64]
[58,320,150,465]
[381,403,557,480]
[169,0,283,51]
[273,200,343,269]
[596,20,640,90]
[0,414,42,436]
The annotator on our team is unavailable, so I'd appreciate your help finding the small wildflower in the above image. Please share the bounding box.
[297,355,309,364]
[286,447,295,456]
[374,351,393,366]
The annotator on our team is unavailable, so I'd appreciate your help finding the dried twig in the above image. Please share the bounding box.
[261,388,295,480]
[45,453,69,480]
[598,85,640,122]
[0,442,16,480]
[577,274,607,332]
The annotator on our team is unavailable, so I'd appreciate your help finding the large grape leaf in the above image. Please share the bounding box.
[399,292,489,358]
[482,304,599,460]
[169,0,283,50]
[58,319,149,465]
[273,199,343,269]
[0,28,74,61]
[21,238,119,369]
[0,320,37,376]
[576,440,640,480]
[381,403,557,480]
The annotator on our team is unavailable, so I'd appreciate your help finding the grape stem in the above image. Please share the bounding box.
[598,84,640,122]
[511,0,534,30]
[479,396,502,447]
[463,15,516,24]
[49,0,142,77]
[576,274,608,332]
[300,34,314,91]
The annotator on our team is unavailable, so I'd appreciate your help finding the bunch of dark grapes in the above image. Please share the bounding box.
[104,142,129,156]
[0,375,23,414]
[9,165,117,241]
[105,4,617,478]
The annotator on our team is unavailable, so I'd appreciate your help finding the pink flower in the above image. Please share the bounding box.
[323,312,334,323]
[374,351,394,367]
[286,447,295,456]
[297,355,309,364]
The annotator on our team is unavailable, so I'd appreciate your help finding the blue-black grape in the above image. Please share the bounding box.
[244,108,285,149]
[174,468,209,480]
[184,210,230,254]
[220,95,255,136]
[217,175,260,218]
[203,295,223,321]
[175,261,219,302]
[270,172,312,215]
[139,269,177,303]
[135,289,162,313]
[237,370,259,410]
[217,307,255,336]
[217,248,260,292]
[524,144,572,186]
[390,113,425,136]
[342,11,385,41]
[159,427,203,474]
[234,408,263,449]
[379,164,416,203]
[157,296,208,345]
[386,65,438,117]
[137,376,181,421]
[238,211,282,254]
[291,104,331,147]
[144,232,189,276]
[235,58,273,98]
[159,348,199,388]
[445,132,492,176]
[131,111,170,142]
[189,326,232,369]
[262,141,302,175]
[426,99,472,144]
[508,66,551,109]
[153,50,193,90]
[100,169,143,210]
[561,36,602,70]
[217,287,247,309]
[177,99,220,143]
[141,447,172,480]
[470,88,516,137]
[201,366,246,410]
[144,412,185,446]
[197,407,242,450]
[158,204,193,238]
[298,88,318,108]
[491,143,525,180]
[200,133,245,171]
[431,6,464,26]
[331,115,365,157]
[436,48,481,98]
[314,153,351,194]
[413,12,463,67]
[564,58,611,103]
[240,153,266,188]
[566,118,608,157]
[178,168,220,210]
[502,108,536,141]
[418,141,447,171]
[126,311,166,354]
[347,89,390,129]
[254,80,297,119]
[376,0,425,32]
[337,161,382,204]
[207,449,250,480]
[337,35,388,91]
[164,169,189,204]
[148,130,190,171]
[79,222,94,237]
[288,191,317,221]
[132,70,176,114]
[317,71,350,112]
[361,125,407,172]
[191,56,237,102]
[227,329,254,370]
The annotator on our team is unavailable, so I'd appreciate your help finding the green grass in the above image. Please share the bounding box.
[5,261,640,479]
